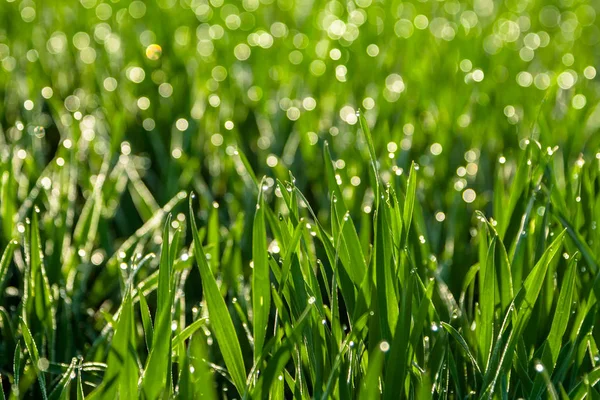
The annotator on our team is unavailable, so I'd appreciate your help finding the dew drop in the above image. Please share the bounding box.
[33,126,45,138]
[535,363,544,373]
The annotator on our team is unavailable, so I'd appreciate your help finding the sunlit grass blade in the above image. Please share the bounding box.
[374,198,398,341]
[479,236,496,369]
[323,142,367,286]
[47,357,77,400]
[20,317,47,400]
[252,184,270,364]
[403,162,417,247]
[186,332,218,400]
[93,279,137,400]
[138,291,153,353]
[189,195,247,396]
[172,317,207,348]
[25,209,55,355]
[0,240,18,302]
[141,218,174,399]
[384,271,413,399]
[441,322,482,378]
[255,304,312,399]
[547,254,577,365]
[77,364,85,400]
[531,254,578,398]
[358,343,385,400]
[481,229,567,397]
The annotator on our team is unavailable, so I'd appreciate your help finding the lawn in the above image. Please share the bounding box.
[1,0,600,398]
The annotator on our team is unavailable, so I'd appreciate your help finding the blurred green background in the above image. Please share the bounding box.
[1,0,599,285]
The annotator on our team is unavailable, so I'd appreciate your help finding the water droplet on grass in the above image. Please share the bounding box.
[535,363,544,372]
[379,341,390,352]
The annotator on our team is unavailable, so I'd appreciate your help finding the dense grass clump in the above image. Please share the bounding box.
[1,0,600,398]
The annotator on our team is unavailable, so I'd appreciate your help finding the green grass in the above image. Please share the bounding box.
[1,0,600,398]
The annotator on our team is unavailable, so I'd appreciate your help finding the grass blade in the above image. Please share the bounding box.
[141,218,174,399]
[190,195,247,396]
[0,240,17,303]
[20,317,47,400]
[252,185,271,364]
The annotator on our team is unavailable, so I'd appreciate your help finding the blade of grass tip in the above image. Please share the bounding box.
[253,182,271,365]
[358,111,381,202]
[498,144,531,239]
[323,141,346,217]
[479,214,514,313]
[547,254,577,366]
[138,291,153,353]
[358,343,386,400]
[403,162,417,248]
[189,194,247,396]
[141,217,174,400]
[495,236,514,316]
[13,342,21,388]
[440,322,482,378]
[234,147,259,189]
[322,142,368,286]
[278,221,304,295]
[208,201,220,270]
[47,357,77,400]
[125,163,160,222]
[172,317,207,348]
[0,240,18,304]
[358,110,378,177]
[29,208,55,341]
[292,187,358,316]
[480,237,496,370]
[20,317,48,400]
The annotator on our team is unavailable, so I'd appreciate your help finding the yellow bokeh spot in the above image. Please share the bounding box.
[145,44,162,60]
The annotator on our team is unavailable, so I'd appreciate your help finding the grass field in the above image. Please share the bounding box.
[1,0,600,398]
